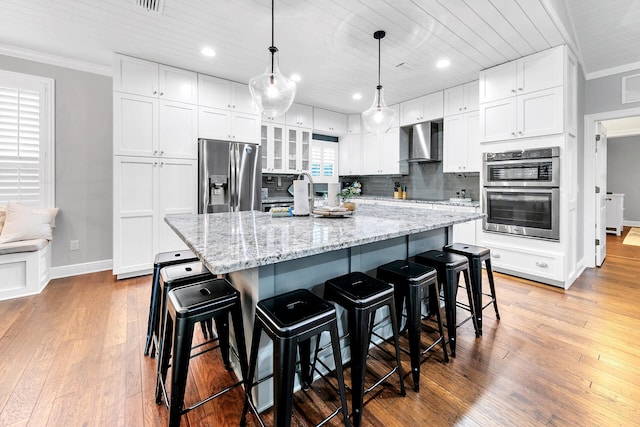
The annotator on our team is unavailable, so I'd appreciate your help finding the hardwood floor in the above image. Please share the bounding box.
[2,229,640,426]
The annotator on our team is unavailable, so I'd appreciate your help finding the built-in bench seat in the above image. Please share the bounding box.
[0,239,51,301]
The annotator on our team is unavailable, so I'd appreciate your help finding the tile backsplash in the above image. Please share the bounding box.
[341,162,480,201]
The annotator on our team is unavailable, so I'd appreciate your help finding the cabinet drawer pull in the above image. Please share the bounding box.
[536,261,548,268]
[511,89,516,93]
[492,253,501,259]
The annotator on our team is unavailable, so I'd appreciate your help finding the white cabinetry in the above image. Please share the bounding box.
[361,128,408,175]
[400,91,444,126]
[197,74,256,113]
[113,157,196,276]
[339,135,362,176]
[114,93,198,159]
[347,114,361,134]
[286,127,311,173]
[197,74,260,143]
[114,54,198,104]
[430,204,479,245]
[479,46,565,142]
[313,108,347,135]
[444,81,479,116]
[198,107,260,143]
[261,123,286,173]
[443,111,480,173]
[479,47,564,103]
[310,140,338,183]
[479,86,563,142]
[605,193,624,236]
[286,103,313,128]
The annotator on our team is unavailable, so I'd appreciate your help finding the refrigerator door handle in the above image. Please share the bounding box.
[230,143,237,211]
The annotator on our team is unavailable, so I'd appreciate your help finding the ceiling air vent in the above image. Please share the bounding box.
[134,0,165,13]
[395,61,417,72]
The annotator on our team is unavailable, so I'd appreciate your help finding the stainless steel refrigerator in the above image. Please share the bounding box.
[198,139,262,213]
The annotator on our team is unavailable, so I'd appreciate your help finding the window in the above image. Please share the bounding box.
[310,140,338,184]
[0,70,54,207]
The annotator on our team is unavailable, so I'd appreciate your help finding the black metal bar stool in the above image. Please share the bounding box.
[444,243,500,336]
[240,289,350,427]
[144,250,198,357]
[322,272,405,427]
[155,262,217,367]
[377,260,448,392]
[414,250,478,357]
[155,278,249,427]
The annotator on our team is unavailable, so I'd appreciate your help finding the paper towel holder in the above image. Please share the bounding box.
[296,172,314,214]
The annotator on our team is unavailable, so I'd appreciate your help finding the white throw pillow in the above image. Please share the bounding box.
[0,206,6,234]
[0,202,59,243]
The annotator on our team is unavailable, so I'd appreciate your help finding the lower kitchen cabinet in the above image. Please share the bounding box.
[431,204,479,244]
[484,244,564,284]
[113,156,197,277]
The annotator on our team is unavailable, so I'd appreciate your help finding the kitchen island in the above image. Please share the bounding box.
[165,203,483,410]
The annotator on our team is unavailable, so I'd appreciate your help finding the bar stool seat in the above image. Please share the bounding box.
[323,272,405,427]
[414,250,478,357]
[377,260,448,392]
[155,262,219,367]
[156,278,249,427]
[144,250,198,357]
[444,243,500,336]
[241,289,350,427]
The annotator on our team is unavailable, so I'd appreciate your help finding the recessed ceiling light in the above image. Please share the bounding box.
[436,58,450,69]
[290,74,301,82]
[201,47,216,57]
[352,93,362,100]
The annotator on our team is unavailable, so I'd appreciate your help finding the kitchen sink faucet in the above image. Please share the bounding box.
[297,172,315,213]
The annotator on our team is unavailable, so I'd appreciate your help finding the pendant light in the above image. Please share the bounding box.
[362,30,395,134]
[249,0,297,117]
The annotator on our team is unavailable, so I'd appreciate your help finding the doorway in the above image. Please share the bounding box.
[584,107,640,269]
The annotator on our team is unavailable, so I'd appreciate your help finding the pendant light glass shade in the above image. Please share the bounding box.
[362,30,395,134]
[249,0,296,117]
[249,47,297,117]
[362,85,395,134]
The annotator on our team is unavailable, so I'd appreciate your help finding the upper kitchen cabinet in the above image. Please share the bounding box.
[113,54,198,104]
[399,91,443,127]
[286,103,313,128]
[313,108,347,135]
[347,114,361,135]
[361,128,408,175]
[286,126,311,173]
[479,45,574,143]
[479,46,564,104]
[339,134,362,176]
[199,107,260,144]
[260,122,286,173]
[198,74,258,115]
[114,93,198,158]
[444,81,479,116]
[443,111,480,173]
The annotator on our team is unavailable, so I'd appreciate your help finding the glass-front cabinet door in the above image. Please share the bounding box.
[261,123,285,173]
[288,128,298,172]
[300,129,310,172]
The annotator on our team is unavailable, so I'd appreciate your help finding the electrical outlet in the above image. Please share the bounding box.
[70,240,79,251]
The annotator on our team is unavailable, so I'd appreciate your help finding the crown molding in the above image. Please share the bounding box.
[586,61,640,81]
[0,43,112,77]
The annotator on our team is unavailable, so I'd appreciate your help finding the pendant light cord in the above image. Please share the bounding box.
[270,0,275,74]
[376,34,382,107]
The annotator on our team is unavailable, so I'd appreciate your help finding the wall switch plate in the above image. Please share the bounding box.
[70,240,79,251]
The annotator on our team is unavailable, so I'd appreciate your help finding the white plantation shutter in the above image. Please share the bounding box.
[0,70,54,207]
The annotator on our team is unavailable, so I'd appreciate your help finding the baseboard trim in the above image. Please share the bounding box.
[50,259,113,279]
[623,220,640,227]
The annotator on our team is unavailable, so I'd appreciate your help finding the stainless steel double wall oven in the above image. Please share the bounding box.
[482,147,560,240]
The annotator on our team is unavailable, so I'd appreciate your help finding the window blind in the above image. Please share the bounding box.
[0,77,45,206]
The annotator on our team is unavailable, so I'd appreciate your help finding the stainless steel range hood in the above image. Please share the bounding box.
[407,121,441,162]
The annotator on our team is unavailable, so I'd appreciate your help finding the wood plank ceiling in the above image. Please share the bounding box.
[0,0,575,113]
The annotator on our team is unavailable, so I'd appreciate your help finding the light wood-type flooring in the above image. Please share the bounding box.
[1,228,640,426]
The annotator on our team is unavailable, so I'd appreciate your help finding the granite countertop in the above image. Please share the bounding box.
[357,196,480,208]
[165,203,484,275]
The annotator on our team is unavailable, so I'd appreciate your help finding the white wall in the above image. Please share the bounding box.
[0,54,112,269]
[607,135,640,222]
